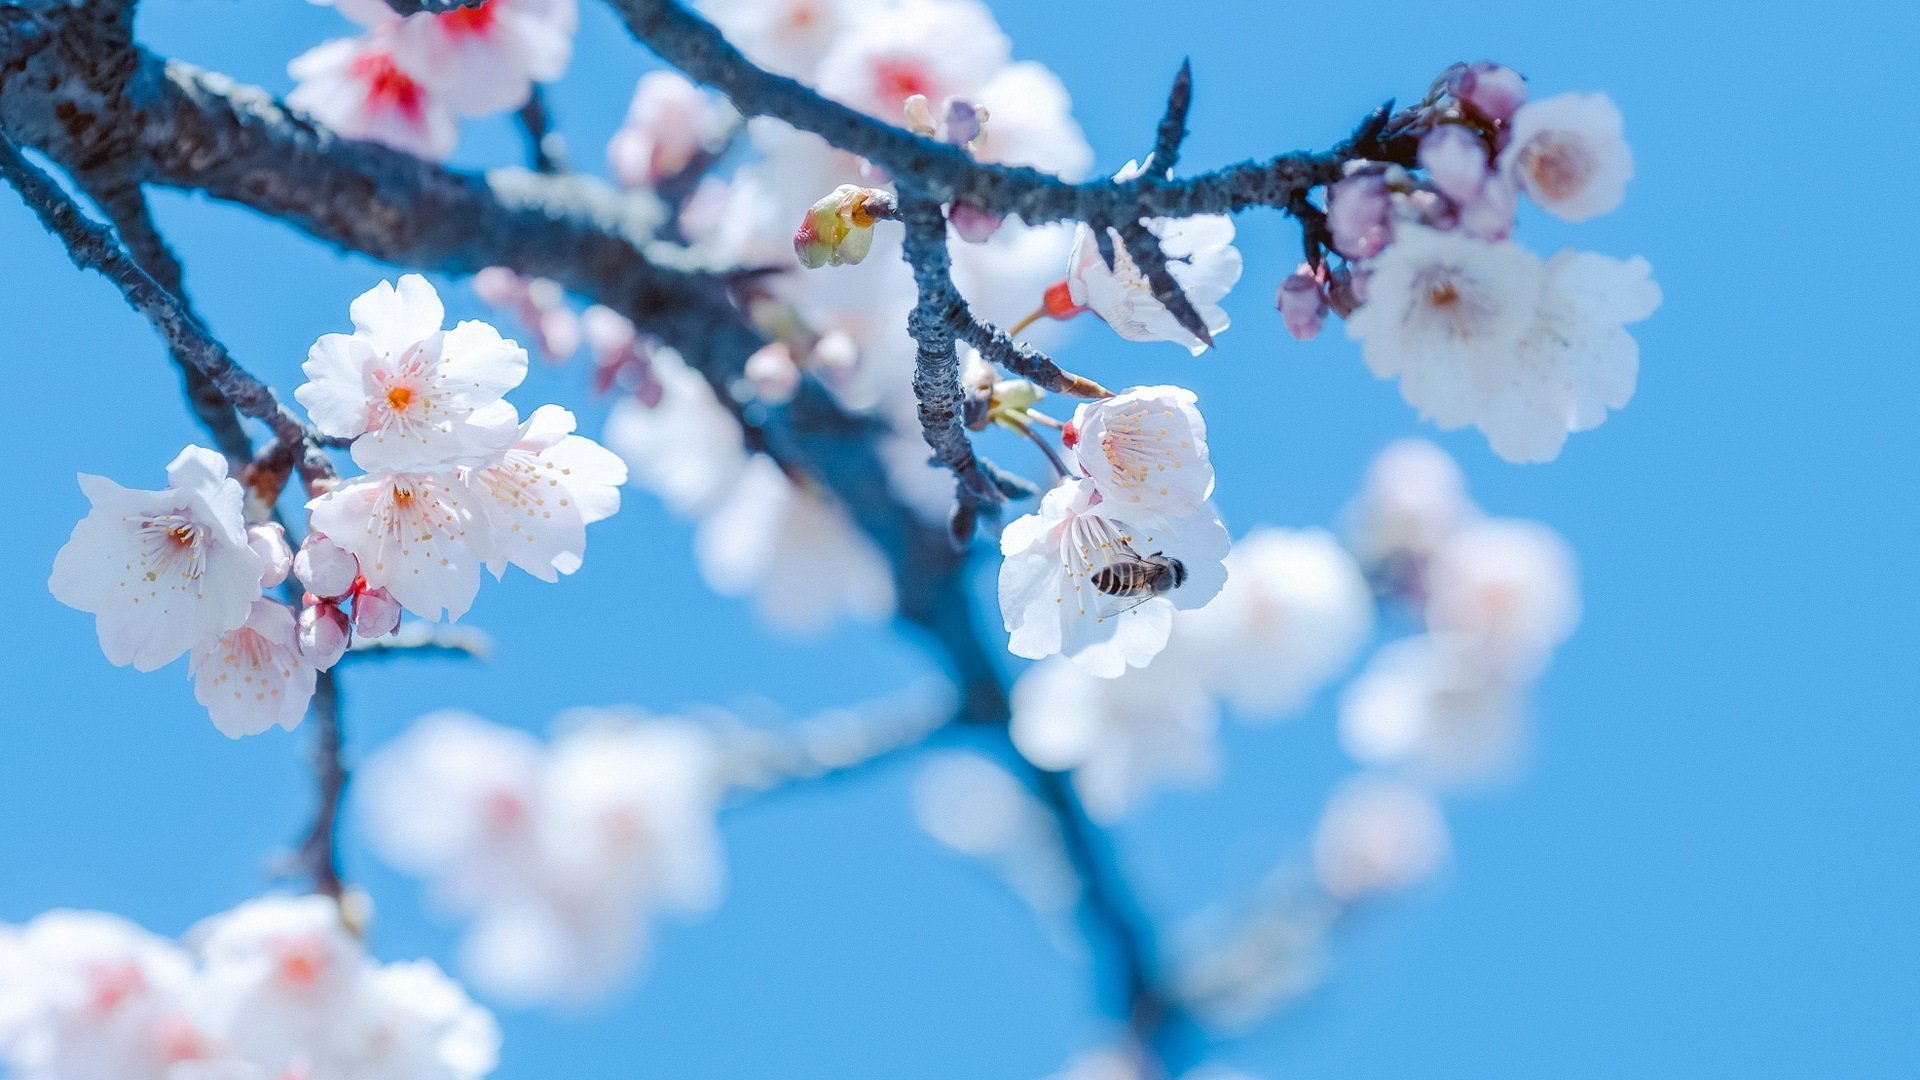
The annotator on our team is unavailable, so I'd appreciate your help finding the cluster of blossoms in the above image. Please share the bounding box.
[0,896,498,1080]
[48,275,624,735]
[1297,67,1661,462]
[290,0,578,160]
[356,709,726,1004]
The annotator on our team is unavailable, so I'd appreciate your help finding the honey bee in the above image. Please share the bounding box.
[1089,541,1187,618]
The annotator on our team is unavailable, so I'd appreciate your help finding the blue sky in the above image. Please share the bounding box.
[1,0,1915,1077]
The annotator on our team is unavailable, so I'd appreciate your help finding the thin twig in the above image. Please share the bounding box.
[0,136,338,483]
[1115,217,1215,349]
[1151,60,1194,172]
[515,86,569,174]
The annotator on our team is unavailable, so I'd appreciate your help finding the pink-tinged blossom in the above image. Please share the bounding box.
[297,275,528,472]
[695,457,895,634]
[1010,656,1218,822]
[581,305,663,404]
[246,523,294,588]
[387,0,578,117]
[359,712,725,1005]
[1419,124,1493,205]
[1478,249,1662,462]
[0,910,206,1080]
[1,900,500,1080]
[49,446,265,673]
[1326,171,1393,260]
[471,268,580,363]
[188,896,369,1071]
[609,71,732,189]
[352,586,404,639]
[1178,528,1374,717]
[288,36,458,160]
[1445,61,1528,127]
[1455,171,1518,242]
[1424,518,1579,676]
[306,471,494,621]
[1276,267,1329,341]
[293,534,361,601]
[813,0,1010,120]
[742,342,802,405]
[1344,224,1546,440]
[464,404,626,582]
[299,599,352,670]
[602,348,747,517]
[1338,634,1527,784]
[190,599,317,738]
[1499,92,1633,222]
[1066,177,1241,355]
[998,478,1229,678]
[1313,775,1450,900]
[1064,385,1214,518]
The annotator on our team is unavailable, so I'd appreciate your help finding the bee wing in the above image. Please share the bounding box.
[1091,587,1157,621]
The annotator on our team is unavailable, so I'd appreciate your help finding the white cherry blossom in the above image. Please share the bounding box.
[1424,518,1579,675]
[288,36,458,160]
[998,477,1229,678]
[1343,438,1477,583]
[1178,528,1374,717]
[306,470,494,622]
[813,0,1009,120]
[49,446,264,673]
[695,456,895,634]
[1338,634,1527,784]
[318,960,500,1080]
[464,405,626,583]
[693,0,876,80]
[1064,385,1213,517]
[1478,249,1662,463]
[297,275,527,473]
[189,599,317,738]
[602,348,748,517]
[1313,775,1450,900]
[1500,92,1633,222]
[1011,657,1218,822]
[1344,224,1545,438]
[1066,166,1242,355]
[970,62,1093,178]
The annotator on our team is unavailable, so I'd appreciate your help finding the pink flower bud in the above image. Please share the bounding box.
[1457,173,1518,241]
[293,535,359,601]
[1419,125,1491,205]
[1448,62,1528,127]
[298,600,350,670]
[1276,267,1329,341]
[794,185,894,269]
[1328,172,1393,260]
[941,98,986,147]
[247,522,294,588]
[948,201,1003,243]
[351,586,402,640]
[472,266,521,307]
[744,342,801,406]
[1042,279,1086,320]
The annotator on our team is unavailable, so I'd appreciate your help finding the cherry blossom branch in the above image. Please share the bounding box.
[1150,59,1194,173]
[296,671,348,899]
[0,135,339,484]
[715,682,956,795]
[1021,762,1194,1075]
[899,194,1005,539]
[611,0,1417,224]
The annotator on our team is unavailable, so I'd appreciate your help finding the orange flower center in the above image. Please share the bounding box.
[386,385,415,412]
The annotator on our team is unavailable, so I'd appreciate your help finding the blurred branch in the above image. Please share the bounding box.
[515,86,569,174]
[342,621,493,664]
[297,672,348,899]
[716,682,956,795]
